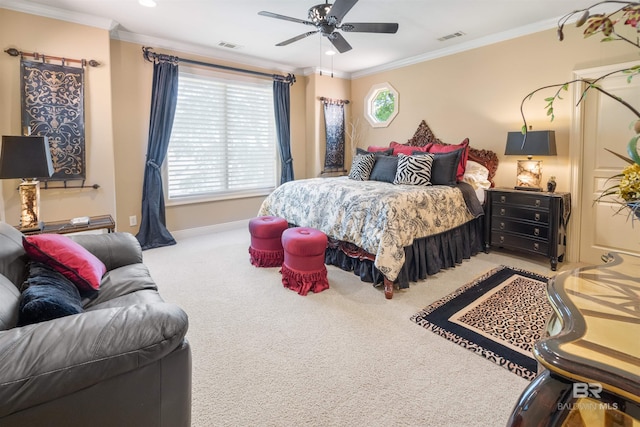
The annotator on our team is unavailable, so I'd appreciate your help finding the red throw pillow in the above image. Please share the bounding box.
[390,141,432,156]
[367,145,392,153]
[427,138,470,181]
[23,234,106,298]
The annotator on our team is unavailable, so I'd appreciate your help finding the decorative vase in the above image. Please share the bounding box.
[546,176,557,193]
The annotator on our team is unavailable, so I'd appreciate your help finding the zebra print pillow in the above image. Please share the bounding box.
[393,153,434,186]
[348,153,376,181]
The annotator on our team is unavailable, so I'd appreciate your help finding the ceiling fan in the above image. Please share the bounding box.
[258,0,399,54]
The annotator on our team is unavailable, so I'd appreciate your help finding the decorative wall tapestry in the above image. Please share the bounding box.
[321,97,348,172]
[21,60,85,181]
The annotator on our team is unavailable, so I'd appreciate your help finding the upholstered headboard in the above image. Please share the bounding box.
[405,120,499,187]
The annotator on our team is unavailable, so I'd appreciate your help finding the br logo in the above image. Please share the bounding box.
[572,382,603,399]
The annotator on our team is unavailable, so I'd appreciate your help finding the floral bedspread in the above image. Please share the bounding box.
[258,177,477,281]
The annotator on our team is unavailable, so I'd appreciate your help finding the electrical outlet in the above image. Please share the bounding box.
[129,215,137,227]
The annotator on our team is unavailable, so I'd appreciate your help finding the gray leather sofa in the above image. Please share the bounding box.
[0,222,191,426]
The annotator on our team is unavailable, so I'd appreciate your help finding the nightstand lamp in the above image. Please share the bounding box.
[505,130,556,191]
[0,135,54,231]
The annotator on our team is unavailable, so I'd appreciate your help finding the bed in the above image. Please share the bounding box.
[259,121,499,299]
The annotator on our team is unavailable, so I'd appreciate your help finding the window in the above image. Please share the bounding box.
[364,82,399,128]
[166,69,277,203]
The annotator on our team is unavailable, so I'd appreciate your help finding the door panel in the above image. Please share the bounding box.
[579,70,640,263]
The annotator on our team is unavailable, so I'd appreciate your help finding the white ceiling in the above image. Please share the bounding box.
[1,0,606,78]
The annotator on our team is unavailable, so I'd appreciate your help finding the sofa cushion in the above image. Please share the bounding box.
[0,222,28,289]
[0,275,20,331]
[17,262,84,327]
[82,263,160,310]
[23,234,106,299]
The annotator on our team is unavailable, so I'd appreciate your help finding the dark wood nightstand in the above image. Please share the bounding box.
[484,188,571,270]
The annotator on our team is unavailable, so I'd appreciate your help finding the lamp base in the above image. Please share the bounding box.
[514,186,542,192]
[18,221,44,232]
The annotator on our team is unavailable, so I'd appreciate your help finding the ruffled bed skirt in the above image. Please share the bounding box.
[324,216,484,289]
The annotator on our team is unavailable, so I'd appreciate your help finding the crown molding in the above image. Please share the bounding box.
[112,29,301,77]
[351,17,560,78]
[0,0,117,30]
[301,66,351,80]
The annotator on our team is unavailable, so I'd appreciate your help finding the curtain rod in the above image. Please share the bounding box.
[142,47,295,84]
[319,97,350,105]
[4,48,100,67]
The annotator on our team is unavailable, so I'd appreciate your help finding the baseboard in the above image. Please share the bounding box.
[172,219,247,240]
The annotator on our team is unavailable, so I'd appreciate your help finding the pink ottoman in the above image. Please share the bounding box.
[281,227,329,296]
[248,216,289,267]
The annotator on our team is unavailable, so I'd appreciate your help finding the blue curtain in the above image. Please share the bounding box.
[136,58,179,250]
[273,77,295,184]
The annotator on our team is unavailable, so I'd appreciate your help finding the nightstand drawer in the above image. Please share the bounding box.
[491,217,550,238]
[493,192,550,209]
[493,206,550,224]
[491,231,549,255]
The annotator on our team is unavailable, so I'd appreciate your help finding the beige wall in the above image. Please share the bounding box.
[2,7,638,234]
[109,40,308,233]
[350,26,638,192]
[303,73,351,178]
[0,9,116,224]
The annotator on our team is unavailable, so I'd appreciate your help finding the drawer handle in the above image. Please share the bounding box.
[500,195,506,203]
[535,199,541,207]
[533,242,539,251]
[500,222,505,230]
[534,228,540,236]
[534,213,541,221]
[499,236,505,243]
[500,208,506,216]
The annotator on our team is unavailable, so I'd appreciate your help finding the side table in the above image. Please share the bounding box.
[18,214,116,235]
[506,252,640,426]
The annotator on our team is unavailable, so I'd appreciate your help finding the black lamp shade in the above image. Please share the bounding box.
[0,136,54,179]
[505,131,557,156]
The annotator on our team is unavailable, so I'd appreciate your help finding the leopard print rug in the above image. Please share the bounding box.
[410,266,552,381]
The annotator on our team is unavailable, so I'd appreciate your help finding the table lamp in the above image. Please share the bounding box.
[504,130,557,191]
[0,135,54,231]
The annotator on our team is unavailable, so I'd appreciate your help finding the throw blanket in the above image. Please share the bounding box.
[259,177,479,281]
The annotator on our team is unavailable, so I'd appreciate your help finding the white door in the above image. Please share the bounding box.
[578,63,640,264]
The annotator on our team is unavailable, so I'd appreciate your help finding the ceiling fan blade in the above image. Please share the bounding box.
[341,22,399,34]
[258,11,314,26]
[327,0,358,24]
[328,32,352,53]
[276,31,319,47]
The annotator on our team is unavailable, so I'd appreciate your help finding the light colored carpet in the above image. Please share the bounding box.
[142,223,580,427]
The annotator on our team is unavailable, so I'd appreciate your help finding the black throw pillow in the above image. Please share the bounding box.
[369,155,399,183]
[17,262,84,327]
[356,147,394,156]
[413,149,462,186]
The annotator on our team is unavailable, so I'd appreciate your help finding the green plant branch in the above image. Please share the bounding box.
[519,66,640,142]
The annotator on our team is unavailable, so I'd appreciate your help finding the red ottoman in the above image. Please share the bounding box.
[281,227,329,296]
[248,216,289,267]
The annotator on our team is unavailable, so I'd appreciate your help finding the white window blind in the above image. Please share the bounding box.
[166,70,277,202]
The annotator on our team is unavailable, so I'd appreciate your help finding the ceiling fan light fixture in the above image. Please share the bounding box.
[259,0,398,55]
[309,4,332,23]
